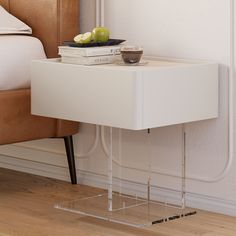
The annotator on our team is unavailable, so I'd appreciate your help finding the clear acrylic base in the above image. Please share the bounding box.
[55,192,196,228]
[55,126,196,228]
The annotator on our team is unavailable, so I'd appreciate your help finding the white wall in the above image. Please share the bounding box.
[1,0,236,216]
[79,0,96,32]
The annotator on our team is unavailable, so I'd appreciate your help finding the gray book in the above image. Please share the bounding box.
[61,55,120,65]
[59,45,121,57]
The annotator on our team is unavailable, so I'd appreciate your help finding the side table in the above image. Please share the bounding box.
[31,57,218,227]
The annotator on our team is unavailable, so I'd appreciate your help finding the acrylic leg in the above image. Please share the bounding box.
[181,124,186,209]
[108,127,113,211]
[147,129,151,202]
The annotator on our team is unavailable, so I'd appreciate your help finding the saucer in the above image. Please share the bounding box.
[116,61,148,66]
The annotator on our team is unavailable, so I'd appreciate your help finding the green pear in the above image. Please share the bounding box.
[92,27,110,43]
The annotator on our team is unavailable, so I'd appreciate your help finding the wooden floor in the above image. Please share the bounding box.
[1,168,236,236]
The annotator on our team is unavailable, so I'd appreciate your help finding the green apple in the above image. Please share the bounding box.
[92,27,110,43]
[74,32,92,44]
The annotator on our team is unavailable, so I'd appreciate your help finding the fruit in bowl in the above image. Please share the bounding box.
[92,27,110,43]
[73,27,110,44]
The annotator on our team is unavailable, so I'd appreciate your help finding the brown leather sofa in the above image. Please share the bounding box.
[0,0,80,184]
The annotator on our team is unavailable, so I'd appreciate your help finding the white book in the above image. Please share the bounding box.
[58,45,121,57]
[61,55,120,65]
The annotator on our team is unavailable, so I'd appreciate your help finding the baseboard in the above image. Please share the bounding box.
[0,153,71,181]
[1,153,236,218]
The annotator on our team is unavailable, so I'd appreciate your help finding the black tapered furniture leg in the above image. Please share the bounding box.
[63,135,77,184]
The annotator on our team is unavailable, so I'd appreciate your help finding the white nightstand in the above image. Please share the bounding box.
[31,57,218,227]
[31,57,218,130]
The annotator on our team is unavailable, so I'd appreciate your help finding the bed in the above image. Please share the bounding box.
[0,0,79,184]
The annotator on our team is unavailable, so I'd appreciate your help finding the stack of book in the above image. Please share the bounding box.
[58,45,121,65]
